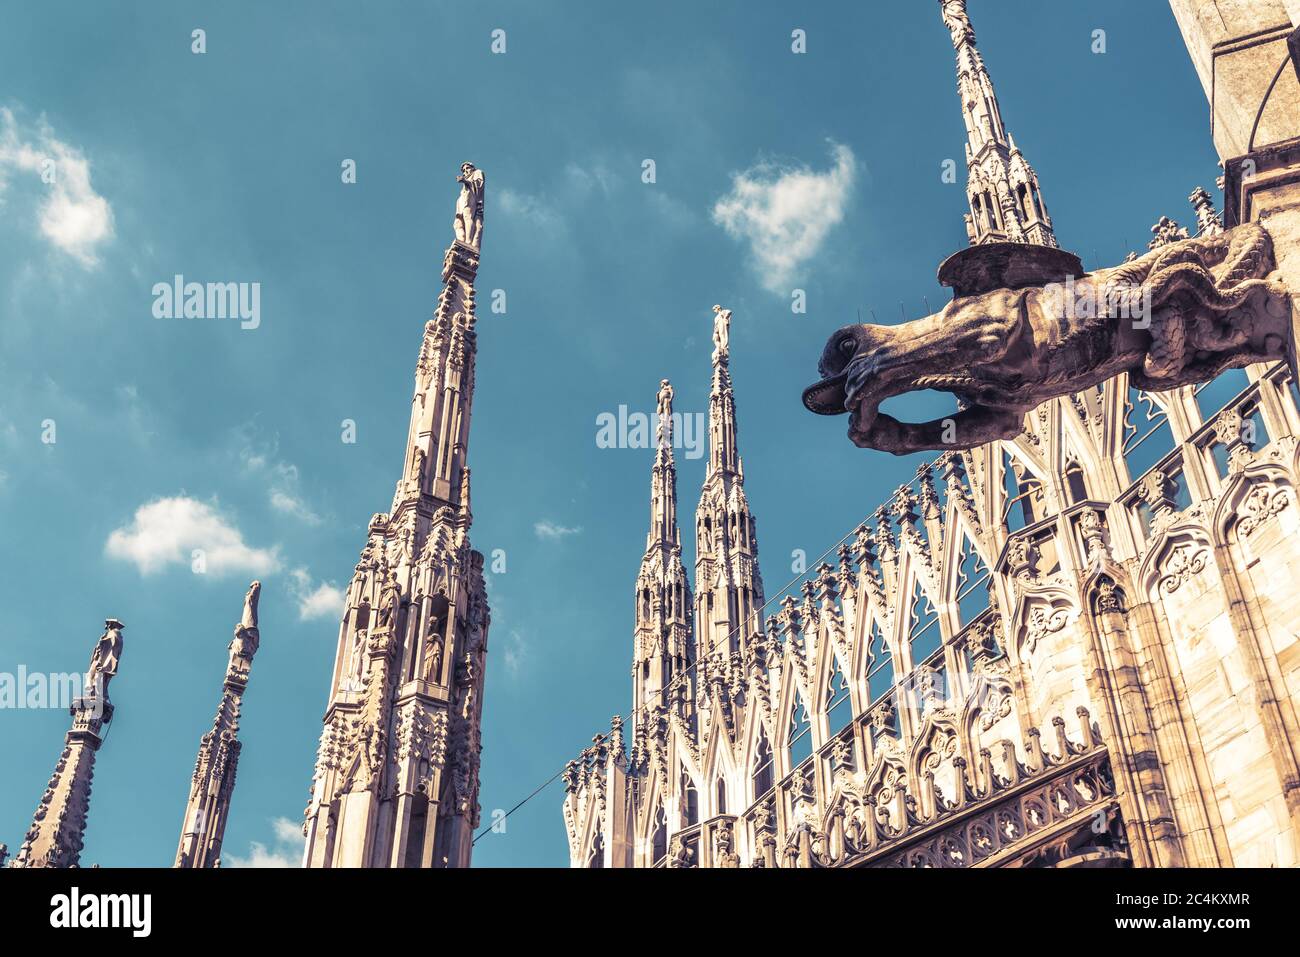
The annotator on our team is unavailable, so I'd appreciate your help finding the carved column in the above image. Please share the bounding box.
[1078,577,1184,867]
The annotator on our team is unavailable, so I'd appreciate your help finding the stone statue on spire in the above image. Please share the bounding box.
[228,580,261,670]
[940,0,974,46]
[240,579,260,630]
[656,379,674,447]
[454,162,485,249]
[711,305,731,362]
[86,618,124,697]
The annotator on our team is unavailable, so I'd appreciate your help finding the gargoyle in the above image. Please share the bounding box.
[803,222,1291,454]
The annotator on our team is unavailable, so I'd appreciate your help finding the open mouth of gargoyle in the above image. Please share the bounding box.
[800,371,849,416]
[802,351,897,434]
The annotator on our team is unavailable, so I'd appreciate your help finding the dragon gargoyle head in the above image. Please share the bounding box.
[801,301,1033,456]
[802,221,1290,456]
[802,323,891,419]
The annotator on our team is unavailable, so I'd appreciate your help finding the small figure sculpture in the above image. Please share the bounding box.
[454,163,485,249]
[413,447,426,485]
[715,820,741,868]
[655,379,674,447]
[240,580,260,630]
[229,581,262,667]
[940,0,974,47]
[347,629,368,684]
[86,619,124,696]
[423,637,444,683]
[666,834,694,868]
[377,572,402,632]
[711,305,731,360]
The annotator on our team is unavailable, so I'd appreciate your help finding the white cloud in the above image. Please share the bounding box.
[269,488,320,524]
[0,108,114,267]
[712,142,857,293]
[289,567,345,621]
[223,816,303,868]
[105,496,280,577]
[534,520,582,541]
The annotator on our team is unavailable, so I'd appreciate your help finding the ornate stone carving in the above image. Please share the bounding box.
[1148,215,1190,250]
[715,819,741,867]
[1156,542,1209,595]
[1023,603,1071,656]
[1189,186,1224,238]
[1094,576,1125,614]
[1079,508,1108,565]
[85,619,123,698]
[665,833,694,868]
[803,223,1289,453]
[1237,483,1290,539]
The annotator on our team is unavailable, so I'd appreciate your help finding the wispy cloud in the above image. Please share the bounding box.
[240,442,321,525]
[105,496,280,577]
[712,141,857,293]
[497,187,565,231]
[534,519,582,541]
[497,157,692,245]
[223,817,303,868]
[0,107,114,267]
[289,568,345,621]
[503,628,528,677]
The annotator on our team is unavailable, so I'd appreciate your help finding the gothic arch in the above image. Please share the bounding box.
[861,749,909,838]
[849,590,888,677]
[962,670,1019,789]
[1137,522,1214,601]
[776,665,816,776]
[1008,585,1078,664]
[810,611,855,713]
[1078,559,1136,617]
[945,527,995,631]
[1212,464,1294,547]
[910,709,965,808]
[896,555,943,673]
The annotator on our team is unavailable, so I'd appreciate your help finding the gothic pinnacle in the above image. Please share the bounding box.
[175,583,263,868]
[13,619,124,868]
[938,0,1057,248]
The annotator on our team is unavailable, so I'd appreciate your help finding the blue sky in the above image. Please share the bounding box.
[0,1,1218,867]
